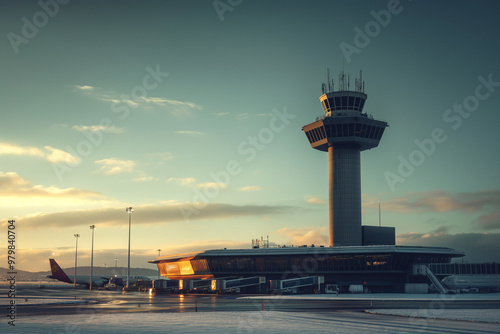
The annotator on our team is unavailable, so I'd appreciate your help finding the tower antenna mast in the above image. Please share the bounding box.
[379,203,381,227]
[327,68,331,92]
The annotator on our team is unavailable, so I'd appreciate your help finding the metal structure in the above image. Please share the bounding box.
[302,70,388,246]
[125,207,134,289]
[271,276,324,292]
[89,225,95,290]
[211,276,266,292]
[74,233,79,289]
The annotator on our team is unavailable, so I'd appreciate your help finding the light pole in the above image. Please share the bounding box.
[90,225,96,290]
[114,258,118,269]
[125,207,134,290]
[74,234,79,289]
[157,249,161,278]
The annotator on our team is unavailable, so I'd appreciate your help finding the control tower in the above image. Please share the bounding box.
[302,70,388,247]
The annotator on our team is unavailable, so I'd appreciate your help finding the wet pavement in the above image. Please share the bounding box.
[3,286,500,317]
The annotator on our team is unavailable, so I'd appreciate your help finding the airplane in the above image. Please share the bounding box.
[47,259,110,288]
[47,259,152,288]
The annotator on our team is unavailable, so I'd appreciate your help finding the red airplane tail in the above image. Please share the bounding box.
[49,259,72,283]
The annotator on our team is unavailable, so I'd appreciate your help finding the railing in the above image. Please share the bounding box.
[426,266,448,294]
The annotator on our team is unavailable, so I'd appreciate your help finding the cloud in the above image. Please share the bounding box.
[373,190,500,214]
[4,203,292,230]
[74,85,202,115]
[197,182,227,189]
[72,124,124,134]
[74,85,94,91]
[95,158,135,175]
[44,146,80,164]
[131,176,159,182]
[238,186,263,192]
[397,230,500,263]
[0,142,44,157]
[0,142,80,165]
[157,240,250,256]
[99,96,139,108]
[174,130,203,135]
[235,113,249,120]
[167,177,196,186]
[365,190,500,231]
[140,97,202,110]
[274,227,329,246]
[474,212,500,230]
[0,172,29,188]
[305,197,326,205]
[146,152,174,165]
[0,172,105,200]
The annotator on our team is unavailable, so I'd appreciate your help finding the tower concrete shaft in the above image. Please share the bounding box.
[303,71,387,247]
[329,145,361,246]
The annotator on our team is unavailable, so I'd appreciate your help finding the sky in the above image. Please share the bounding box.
[1,0,500,272]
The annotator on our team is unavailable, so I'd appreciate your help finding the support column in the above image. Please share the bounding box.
[329,144,362,246]
[328,145,334,247]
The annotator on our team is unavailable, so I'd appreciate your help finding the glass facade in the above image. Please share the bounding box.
[429,262,500,276]
[320,92,367,113]
[305,122,385,145]
[158,252,455,278]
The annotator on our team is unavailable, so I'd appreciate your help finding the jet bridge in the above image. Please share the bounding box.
[211,276,266,292]
[179,279,212,291]
[271,276,324,292]
[152,279,179,292]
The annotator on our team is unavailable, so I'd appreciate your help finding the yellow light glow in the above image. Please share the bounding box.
[179,261,194,275]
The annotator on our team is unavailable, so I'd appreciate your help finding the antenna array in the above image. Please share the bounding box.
[322,69,365,94]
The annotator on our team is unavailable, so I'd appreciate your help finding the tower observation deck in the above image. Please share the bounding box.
[302,70,388,247]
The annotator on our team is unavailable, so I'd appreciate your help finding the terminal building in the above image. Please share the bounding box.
[149,71,465,294]
[151,245,463,293]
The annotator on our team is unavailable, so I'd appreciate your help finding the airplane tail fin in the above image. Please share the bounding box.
[49,259,72,283]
